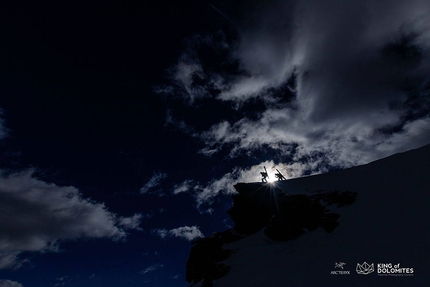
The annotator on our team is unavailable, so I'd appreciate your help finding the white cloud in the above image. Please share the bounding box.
[194,0,430,170]
[139,263,163,275]
[169,226,204,241]
[118,213,143,230]
[55,276,68,286]
[172,179,195,195]
[140,173,167,194]
[156,36,214,104]
[174,61,206,103]
[0,280,23,287]
[152,225,204,241]
[162,0,430,207]
[152,229,168,239]
[0,169,142,269]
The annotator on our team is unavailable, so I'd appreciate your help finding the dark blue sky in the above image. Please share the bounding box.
[1,0,430,286]
[0,1,240,286]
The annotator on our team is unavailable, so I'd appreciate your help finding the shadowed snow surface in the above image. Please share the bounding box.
[209,143,430,286]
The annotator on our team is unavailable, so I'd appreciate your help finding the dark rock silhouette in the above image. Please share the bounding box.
[186,229,244,287]
[230,183,355,240]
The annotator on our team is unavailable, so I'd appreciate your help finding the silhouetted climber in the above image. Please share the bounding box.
[261,166,269,183]
[274,169,287,181]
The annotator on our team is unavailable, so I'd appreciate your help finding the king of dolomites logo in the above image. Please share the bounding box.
[356,262,374,275]
[377,263,414,276]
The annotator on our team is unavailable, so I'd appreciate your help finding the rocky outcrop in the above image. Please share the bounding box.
[186,229,244,287]
[229,183,356,240]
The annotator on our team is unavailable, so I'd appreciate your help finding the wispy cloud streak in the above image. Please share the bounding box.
[152,225,204,241]
[140,173,167,194]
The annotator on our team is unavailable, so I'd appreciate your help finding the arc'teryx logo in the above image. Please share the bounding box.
[356,262,374,275]
[330,262,350,275]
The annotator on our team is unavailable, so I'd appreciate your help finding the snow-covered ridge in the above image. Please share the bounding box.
[187,143,430,286]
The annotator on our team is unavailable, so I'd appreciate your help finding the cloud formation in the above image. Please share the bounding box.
[176,161,291,209]
[162,0,430,180]
[0,110,7,140]
[0,280,23,287]
[140,173,167,194]
[169,226,204,241]
[152,225,204,241]
[172,179,195,195]
[139,263,164,275]
[0,169,142,269]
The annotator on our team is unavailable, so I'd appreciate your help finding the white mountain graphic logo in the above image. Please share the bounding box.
[356,262,374,275]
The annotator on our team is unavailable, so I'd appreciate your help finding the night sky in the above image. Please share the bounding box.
[1,0,430,286]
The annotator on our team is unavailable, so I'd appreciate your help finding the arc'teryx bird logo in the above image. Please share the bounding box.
[330,262,350,275]
[356,262,374,275]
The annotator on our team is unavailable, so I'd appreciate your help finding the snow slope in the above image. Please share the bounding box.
[213,143,430,286]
